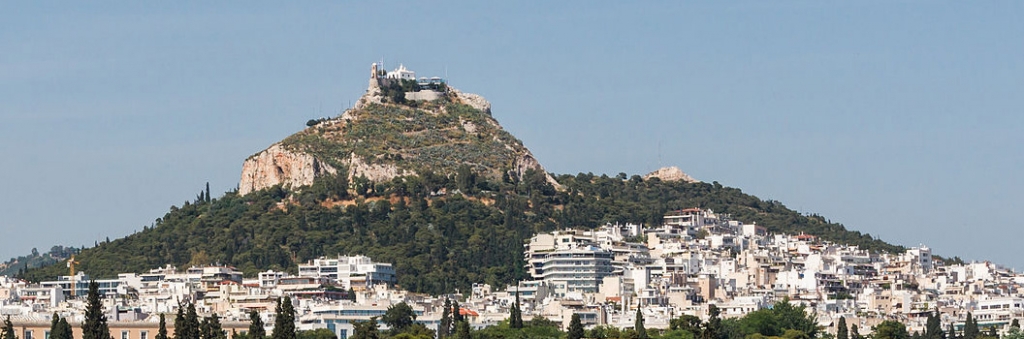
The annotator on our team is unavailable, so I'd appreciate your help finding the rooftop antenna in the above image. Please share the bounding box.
[658,140,663,168]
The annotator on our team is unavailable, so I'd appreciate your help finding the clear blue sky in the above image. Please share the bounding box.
[2,2,1022,269]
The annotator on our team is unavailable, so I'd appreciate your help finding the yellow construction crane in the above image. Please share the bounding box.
[67,255,80,298]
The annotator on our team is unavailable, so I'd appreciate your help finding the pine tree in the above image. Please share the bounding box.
[83,281,111,339]
[249,310,266,339]
[157,314,168,339]
[439,298,452,339]
[568,313,584,339]
[837,317,849,339]
[2,315,16,339]
[272,297,296,339]
[987,327,997,338]
[701,305,722,339]
[453,321,470,339]
[1013,320,1021,330]
[351,319,380,339]
[635,307,648,339]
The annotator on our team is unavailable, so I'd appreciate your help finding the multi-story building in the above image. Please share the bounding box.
[297,256,396,290]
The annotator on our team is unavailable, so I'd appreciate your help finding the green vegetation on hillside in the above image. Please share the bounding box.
[24,163,901,293]
[22,96,903,290]
[1,246,79,278]
[281,102,526,182]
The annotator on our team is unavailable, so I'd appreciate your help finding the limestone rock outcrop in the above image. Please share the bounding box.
[643,166,698,183]
[239,144,337,195]
[453,89,491,114]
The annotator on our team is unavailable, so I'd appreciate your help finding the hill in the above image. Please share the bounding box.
[238,70,554,196]
[22,66,905,293]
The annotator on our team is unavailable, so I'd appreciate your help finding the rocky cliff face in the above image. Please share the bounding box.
[239,144,337,195]
[239,80,556,196]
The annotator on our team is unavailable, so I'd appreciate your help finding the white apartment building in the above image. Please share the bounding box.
[974,297,1024,328]
[527,244,614,294]
[298,255,396,290]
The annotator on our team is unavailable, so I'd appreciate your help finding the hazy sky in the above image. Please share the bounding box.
[2,2,1022,270]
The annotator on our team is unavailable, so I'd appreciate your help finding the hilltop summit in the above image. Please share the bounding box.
[239,63,554,195]
[644,166,698,183]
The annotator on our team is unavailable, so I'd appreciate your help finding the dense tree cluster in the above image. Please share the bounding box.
[20,95,906,292]
[23,166,903,296]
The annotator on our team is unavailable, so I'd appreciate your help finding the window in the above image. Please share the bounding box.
[45,331,50,339]
[122,331,130,339]
[25,330,33,339]
[141,331,149,339]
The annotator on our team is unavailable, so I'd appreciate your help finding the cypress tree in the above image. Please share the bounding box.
[2,315,16,339]
[635,307,648,339]
[272,297,296,339]
[203,314,225,339]
[926,311,944,339]
[83,281,111,339]
[50,313,65,339]
[568,313,584,339]
[965,312,980,339]
[249,310,266,339]
[949,323,958,339]
[58,318,72,339]
[200,317,211,339]
[987,327,997,338]
[452,299,463,323]
[184,302,201,339]
[157,314,168,339]
[852,325,862,339]
[174,303,187,339]
[510,289,523,329]
[439,298,452,339]
[837,317,849,339]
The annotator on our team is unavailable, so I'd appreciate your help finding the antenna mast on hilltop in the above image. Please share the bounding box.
[658,140,663,168]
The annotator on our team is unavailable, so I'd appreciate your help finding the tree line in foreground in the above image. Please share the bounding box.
[11,282,1017,339]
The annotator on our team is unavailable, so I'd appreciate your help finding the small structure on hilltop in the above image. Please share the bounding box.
[369,61,447,102]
